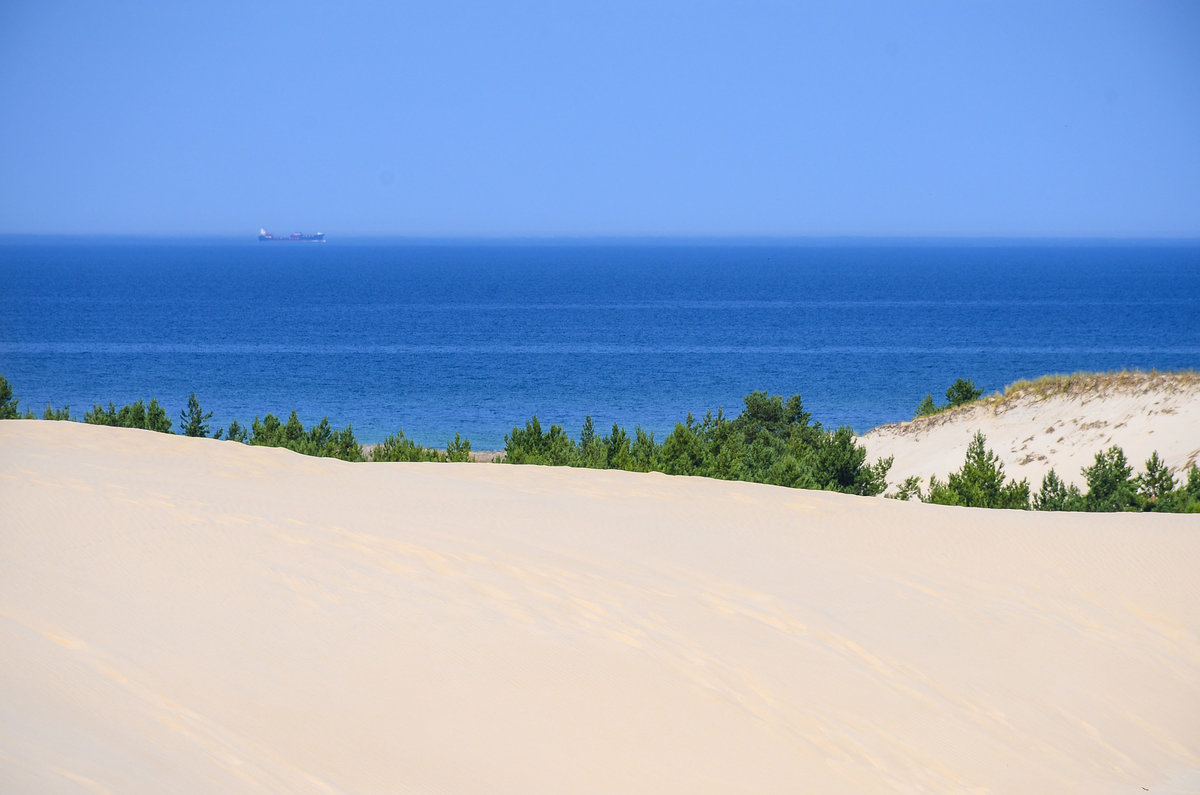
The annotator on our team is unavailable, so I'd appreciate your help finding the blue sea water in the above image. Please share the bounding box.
[2,238,1199,448]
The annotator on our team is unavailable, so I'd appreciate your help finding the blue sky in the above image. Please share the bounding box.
[2,1,1197,237]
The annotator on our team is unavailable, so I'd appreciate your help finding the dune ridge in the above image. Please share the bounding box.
[2,419,1199,793]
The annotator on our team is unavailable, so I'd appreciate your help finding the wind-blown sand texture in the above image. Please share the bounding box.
[862,371,1200,491]
[2,420,1199,793]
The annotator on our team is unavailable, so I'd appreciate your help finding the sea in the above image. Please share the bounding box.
[2,238,1199,449]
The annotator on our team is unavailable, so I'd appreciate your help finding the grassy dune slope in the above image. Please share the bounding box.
[862,371,1200,490]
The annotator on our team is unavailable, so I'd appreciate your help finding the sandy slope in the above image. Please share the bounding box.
[862,372,1200,492]
[2,420,1199,793]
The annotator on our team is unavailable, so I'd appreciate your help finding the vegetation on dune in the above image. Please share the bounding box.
[909,370,1200,423]
[914,378,984,418]
[238,410,363,461]
[371,431,472,463]
[0,376,366,463]
[1071,446,1200,513]
[945,378,984,407]
[0,376,20,419]
[892,370,1200,511]
[999,369,1200,403]
[42,404,72,421]
[179,392,214,438]
[924,431,1030,509]
[504,391,893,497]
[148,400,368,462]
[1031,469,1082,511]
[892,431,1200,513]
[3,372,1198,512]
[0,377,480,465]
[84,399,173,433]
[1163,465,1200,513]
[1081,446,1137,512]
[1,376,76,422]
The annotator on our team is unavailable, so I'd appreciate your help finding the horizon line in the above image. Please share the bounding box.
[3,232,1200,245]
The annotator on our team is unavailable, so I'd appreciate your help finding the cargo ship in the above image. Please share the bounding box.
[258,228,326,242]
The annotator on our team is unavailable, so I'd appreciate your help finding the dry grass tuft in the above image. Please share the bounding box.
[995,369,1200,404]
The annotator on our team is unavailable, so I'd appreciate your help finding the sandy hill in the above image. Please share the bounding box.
[861,371,1200,492]
[2,420,1199,793]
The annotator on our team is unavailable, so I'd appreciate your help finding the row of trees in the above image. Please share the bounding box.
[893,431,1200,513]
[371,431,472,463]
[2,375,485,464]
[3,377,209,435]
[5,374,1198,511]
[82,399,174,433]
[504,391,893,496]
[0,376,368,463]
[224,411,364,461]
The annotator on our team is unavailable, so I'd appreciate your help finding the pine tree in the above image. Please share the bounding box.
[577,416,606,468]
[1136,451,1175,509]
[604,423,632,470]
[226,420,248,443]
[179,392,212,437]
[446,433,472,463]
[945,378,983,407]
[1033,469,1083,511]
[928,431,1029,509]
[0,375,20,419]
[629,427,661,473]
[914,393,938,418]
[1082,446,1138,512]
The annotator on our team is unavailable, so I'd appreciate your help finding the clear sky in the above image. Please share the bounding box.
[2,1,1198,237]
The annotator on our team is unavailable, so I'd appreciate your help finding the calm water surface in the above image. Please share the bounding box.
[3,239,1198,447]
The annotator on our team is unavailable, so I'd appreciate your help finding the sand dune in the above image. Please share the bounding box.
[2,419,1199,793]
[862,372,1200,491]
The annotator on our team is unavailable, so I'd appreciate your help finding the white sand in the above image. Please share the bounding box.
[862,373,1200,491]
[2,419,1199,793]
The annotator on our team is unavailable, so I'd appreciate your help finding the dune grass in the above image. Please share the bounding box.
[892,369,1200,431]
[994,369,1200,404]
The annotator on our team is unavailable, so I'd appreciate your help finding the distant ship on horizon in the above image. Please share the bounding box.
[258,228,326,243]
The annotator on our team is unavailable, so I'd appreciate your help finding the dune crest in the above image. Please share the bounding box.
[2,420,1199,793]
